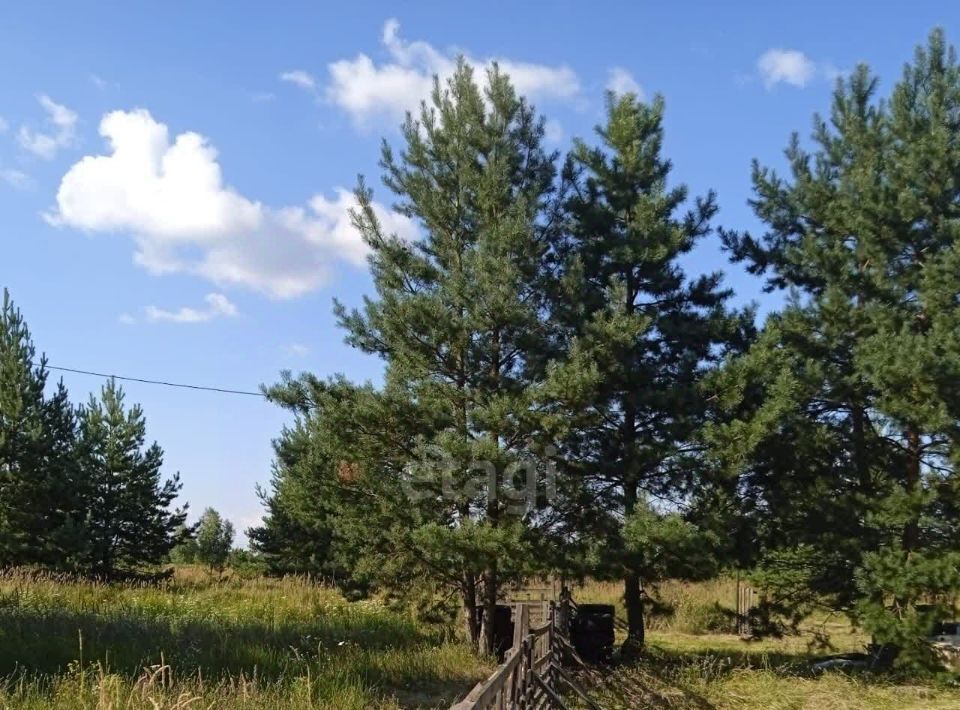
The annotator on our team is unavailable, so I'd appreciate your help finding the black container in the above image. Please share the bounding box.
[570,603,615,663]
[474,604,515,661]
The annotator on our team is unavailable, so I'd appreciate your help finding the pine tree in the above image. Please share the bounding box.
[547,94,751,654]
[262,367,538,647]
[333,61,559,654]
[77,379,186,575]
[41,380,86,566]
[709,30,960,666]
[0,289,82,567]
[248,405,343,578]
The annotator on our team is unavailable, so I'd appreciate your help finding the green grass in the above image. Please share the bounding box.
[3,570,958,709]
[578,658,960,710]
[0,568,490,709]
[570,578,960,710]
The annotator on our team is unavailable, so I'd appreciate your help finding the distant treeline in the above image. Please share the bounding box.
[248,30,960,670]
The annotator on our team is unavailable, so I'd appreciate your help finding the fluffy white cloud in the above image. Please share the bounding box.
[0,116,8,133]
[757,49,816,89]
[49,109,416,298]
[18,95,77,159]
[606,67,643,97]
[0,168,32,190]
[145,292,238,324]
[279,70,318,92]
[326,19,581,125]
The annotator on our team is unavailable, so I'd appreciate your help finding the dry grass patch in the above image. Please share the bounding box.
[568,578,960,710]
[0,568,490,709]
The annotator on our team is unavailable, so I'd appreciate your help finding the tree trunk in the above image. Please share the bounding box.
[851,403,870,493]
[481,327,501,657]
[482,564,498,656]
[462,573,480,648]
[623,571,645,656]
[622,476,644,657]
[902,428,921,555]
[620,273,645,658]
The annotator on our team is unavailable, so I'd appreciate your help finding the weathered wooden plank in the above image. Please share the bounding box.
[529,623,550,638]
[555,664,603,710]
[532,671,569,709]
[455,646,523,708]
[452,594,581,709]
[513,603,530,650]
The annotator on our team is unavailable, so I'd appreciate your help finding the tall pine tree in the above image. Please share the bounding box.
[547,94,751,654]
[709,30,960,666]
[0,289,83,567]
[77,379,186,575]
[249,391,350,579]
[333,61,559,654]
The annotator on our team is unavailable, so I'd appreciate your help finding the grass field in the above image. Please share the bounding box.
[0,568,490,709]
[572,579,960,710]
[0,569,957,709]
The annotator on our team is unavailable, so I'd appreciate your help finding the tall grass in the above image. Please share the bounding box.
[573,577,740,634]
[579,659,960,710]
[0,568,490,708]
[569,577,960,710]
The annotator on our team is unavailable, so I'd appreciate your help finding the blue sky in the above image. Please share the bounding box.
[0,1,954,542]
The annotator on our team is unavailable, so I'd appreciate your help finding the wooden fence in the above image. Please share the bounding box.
[451,600,602,710]
[735,580,756,637]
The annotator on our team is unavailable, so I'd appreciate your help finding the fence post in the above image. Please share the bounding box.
[513,603,529,651]
[547,601,556,690]
[736,581,754,638]
[557,585,571,638]
[525,635,536,708]
[451,596,578,709]
[733,568,742,636]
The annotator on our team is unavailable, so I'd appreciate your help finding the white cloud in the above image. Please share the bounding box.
[0,168,32,190]
[145,292,238,324]
[326,18,581,126]
[90,74,109,90]
[117,312,136,325]
[284,343,310,357]
[48,109,417,298]
[757,49,816,89]
[280,70,318,92]
[18,95,77,159]
[606,67,643,97]
[543,120,564,144]
[0,116,8,133]
[822,63,849,82]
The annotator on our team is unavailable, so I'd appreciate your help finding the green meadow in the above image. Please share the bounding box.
[0,568,489,709]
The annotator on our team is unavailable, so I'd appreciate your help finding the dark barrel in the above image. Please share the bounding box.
[570,603,615,663]
[474,604,515,661]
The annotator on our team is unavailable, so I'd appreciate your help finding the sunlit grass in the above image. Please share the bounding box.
[4,570,957,708]
[0,568,490,709]
[570,577,960,710]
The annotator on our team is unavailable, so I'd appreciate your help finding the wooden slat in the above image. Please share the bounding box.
[555,665,603,710]
[513,603,529,650]
[452,596,585,710]
[452,647,522,709]
[529,623,550,638]
[532,671,569,709]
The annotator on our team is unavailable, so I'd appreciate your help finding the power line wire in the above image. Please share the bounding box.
[43,364,268,398]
